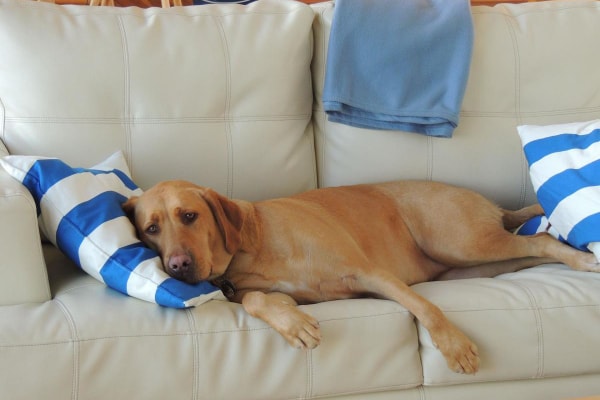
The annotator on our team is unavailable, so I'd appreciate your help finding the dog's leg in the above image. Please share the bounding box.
[241,291,321,349]
[525,233,600,272]
[361,271,479,374]
[427,211,599,273]
[481,205,598,272]
[501,204,544,230]
[435,256,557,280]
[452,229,600,273]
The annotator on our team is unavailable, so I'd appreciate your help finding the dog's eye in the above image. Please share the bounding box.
[183,212,197,224]
[145,224,159,235]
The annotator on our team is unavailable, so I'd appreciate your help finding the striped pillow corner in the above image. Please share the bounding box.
[518,119,600,257]
[0,152,222,308]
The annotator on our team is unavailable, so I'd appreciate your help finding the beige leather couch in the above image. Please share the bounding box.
[1,0,600,398]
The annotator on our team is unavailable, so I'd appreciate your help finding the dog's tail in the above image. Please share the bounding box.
[501,204,544,231]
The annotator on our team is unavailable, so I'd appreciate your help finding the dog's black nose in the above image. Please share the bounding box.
[167,254,192,277]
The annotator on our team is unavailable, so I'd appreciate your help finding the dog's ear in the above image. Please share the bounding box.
[201,189,243,254]
[122,196,139,224]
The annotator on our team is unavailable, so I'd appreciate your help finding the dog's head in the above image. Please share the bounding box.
[122,180,244,284]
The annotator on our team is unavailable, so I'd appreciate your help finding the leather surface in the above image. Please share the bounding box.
[0,0,316,201]
[2,0,600,398]
[0,168,50,305]
[414,267,600,385]
[0,245,423,400]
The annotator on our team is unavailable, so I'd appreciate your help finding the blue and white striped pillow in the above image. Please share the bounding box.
[0,152,223,308]
[518,119,600,262]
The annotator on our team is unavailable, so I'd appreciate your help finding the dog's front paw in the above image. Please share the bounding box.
[444,337,479,375]
[275,306,322,350]
[242,291,321,349]
[431,326,480,374]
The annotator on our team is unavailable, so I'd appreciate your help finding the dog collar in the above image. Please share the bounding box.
[213,277,236,298]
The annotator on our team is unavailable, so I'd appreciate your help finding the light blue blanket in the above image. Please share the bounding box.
[322,0,474,138]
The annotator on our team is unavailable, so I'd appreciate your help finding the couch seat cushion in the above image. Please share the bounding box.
[414,265,600,386]
[0,244,426,400]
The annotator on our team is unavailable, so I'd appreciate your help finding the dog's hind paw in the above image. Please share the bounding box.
[572,251,600,273]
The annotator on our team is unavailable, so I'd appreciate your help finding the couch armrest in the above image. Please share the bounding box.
[0,140,6,158]
[0,143,51,305]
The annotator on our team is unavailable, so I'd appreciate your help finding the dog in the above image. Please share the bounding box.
[122,180,599,374]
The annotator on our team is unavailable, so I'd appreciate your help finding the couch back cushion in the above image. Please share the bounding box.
[311,0,600,209]
[0,0,316,201]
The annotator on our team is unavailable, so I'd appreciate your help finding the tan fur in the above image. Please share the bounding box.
[123,180,599,374]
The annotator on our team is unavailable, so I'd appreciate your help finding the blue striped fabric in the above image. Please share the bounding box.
[518,119,600,261]
[514,214,565,242]
[0,152,223,308]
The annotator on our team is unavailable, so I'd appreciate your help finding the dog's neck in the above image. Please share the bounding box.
[233,199,263,255]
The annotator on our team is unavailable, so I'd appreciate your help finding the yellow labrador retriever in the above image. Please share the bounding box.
[123,180,598,374]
